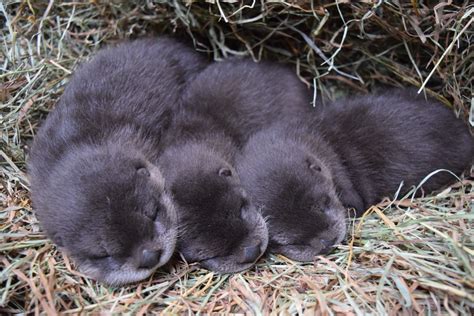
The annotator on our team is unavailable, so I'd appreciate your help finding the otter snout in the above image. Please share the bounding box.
[239,241,263,264]
[138,249,162,269]
[271,233,342,262]
[196,205,269,273]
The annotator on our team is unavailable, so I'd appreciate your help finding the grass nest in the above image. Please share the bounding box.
[1,1,473,314]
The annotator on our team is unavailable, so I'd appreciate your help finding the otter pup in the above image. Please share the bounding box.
[28,37,207,285]
[316,90,474,212]
[236,127,352,262]
[237,89,474,261]
[157,109,269,273]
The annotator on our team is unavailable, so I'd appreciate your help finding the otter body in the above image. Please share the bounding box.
[237,89,474,261]
[28,38,207,285]
[315,90,474,212]
[182,58,314,144]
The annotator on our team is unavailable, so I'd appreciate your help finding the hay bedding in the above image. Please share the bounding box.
[1,0,473,314]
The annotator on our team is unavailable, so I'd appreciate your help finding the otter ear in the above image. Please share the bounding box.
[306,158,321,172]
[137,167,150,177]
[218,168,233,177]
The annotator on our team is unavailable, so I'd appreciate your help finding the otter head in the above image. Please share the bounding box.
[237,130,347,262]
[31,144,178,285]
[159,143,268,273]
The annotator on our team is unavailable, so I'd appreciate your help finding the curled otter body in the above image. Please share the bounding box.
[315,89,474,213]
[237,89,474,261]
[182,58,314,144]
[28,38,207,285]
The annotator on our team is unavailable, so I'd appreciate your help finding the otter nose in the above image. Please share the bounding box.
[138,249,161,269]
[240,241,262,263]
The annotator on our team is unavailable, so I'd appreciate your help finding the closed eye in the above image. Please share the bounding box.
[145,204,159,221]
[88,253,111,260]
[319,195,330,209]
[241,198,249,210]
[310,164,322,172]
[88,244,111,260]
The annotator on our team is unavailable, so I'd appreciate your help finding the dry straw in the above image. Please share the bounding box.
[1,1,473,314]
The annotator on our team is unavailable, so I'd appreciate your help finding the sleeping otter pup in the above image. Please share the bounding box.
[158,109,269,273]
[237,89,474,261]
[28,38,207,285]
[236,127,352,262]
